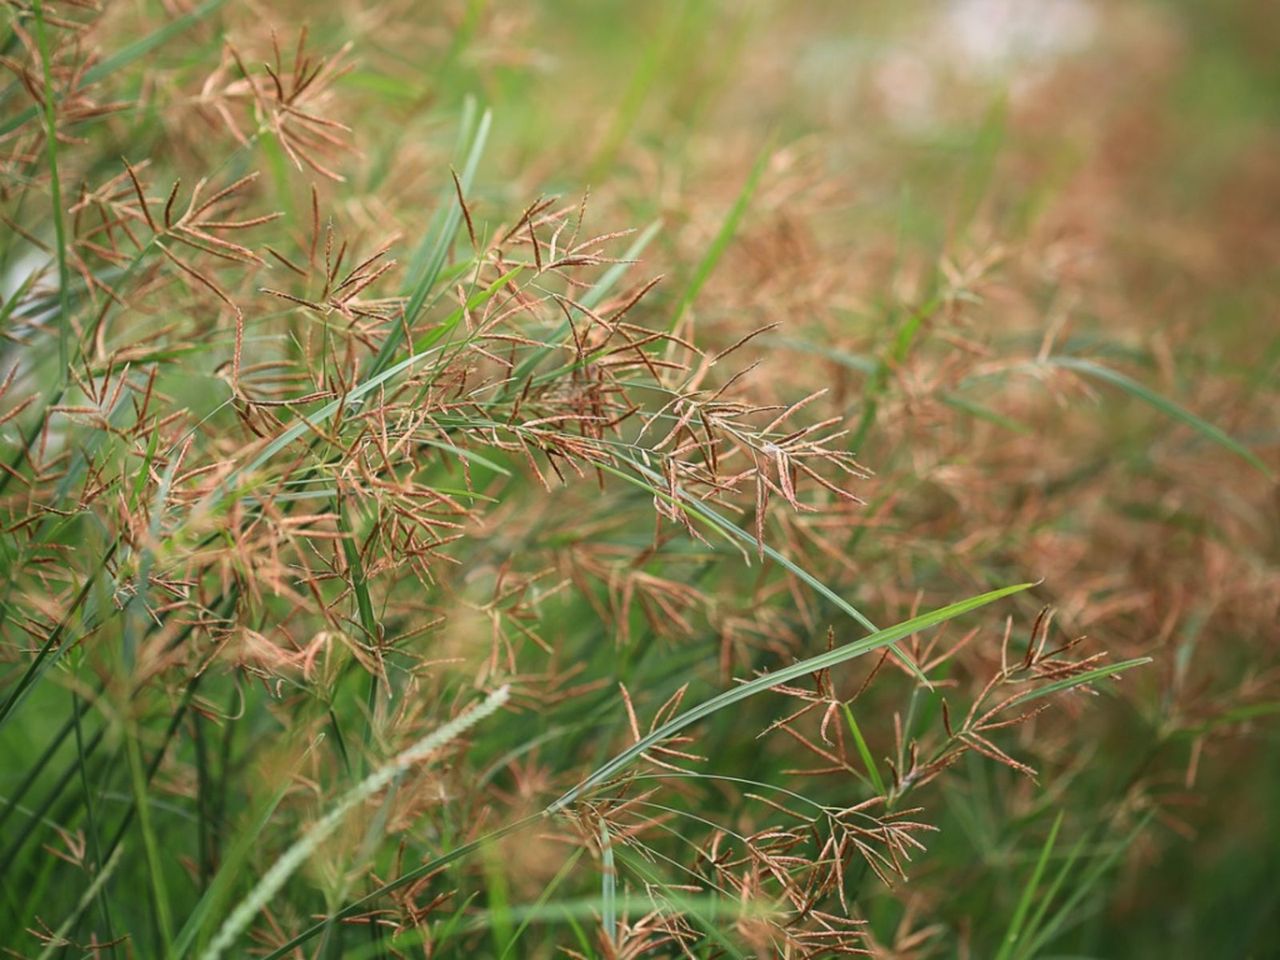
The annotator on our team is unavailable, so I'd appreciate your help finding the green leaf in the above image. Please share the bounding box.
[599,820,616,948]
[843,703,887,796]
[1017,813,1152,958]
[172,766,308,956]
[668,140,772,333]
[1002,658,1151,713]
[994,811,1063,960]
[369,104,492,376]
[1049,356,1273,478]
[256,815,544,960]
[546,582,1033,814]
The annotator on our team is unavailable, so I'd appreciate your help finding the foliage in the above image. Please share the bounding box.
[1,1,1276,958]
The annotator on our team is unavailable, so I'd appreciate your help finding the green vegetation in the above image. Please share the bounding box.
[1,1,1276,957]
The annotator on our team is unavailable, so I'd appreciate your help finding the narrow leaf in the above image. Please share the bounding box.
[546,582,1033,814]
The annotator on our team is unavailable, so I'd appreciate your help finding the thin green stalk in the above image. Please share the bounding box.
[994,811,1063,960]
[69,687,115,954]
[667,138,772,335]
[0,539,119,733]
[843,703,887,797]
[192,710,214,891]
[600,819,616,948]
[0,724,107,879]
[497,849,584,960]
[173,746,316,958]
[34,845,124,960]
[0,695,92,837]
[29,0,71,382]
[1017,814,1152,958]
[125,724,176,953]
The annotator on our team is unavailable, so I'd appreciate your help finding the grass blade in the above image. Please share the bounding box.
[0,0,230,138]
[497,850,584,960]
[201,686,510,960]
[668,140,771,334]
[1002,658,1151,713]
[125,724,175,952]
[1049,356,1273,478]
[605,456,880,634]
[546,582,1032,814]
[506,220,662,390]
[994,811,1062,960]
[207,266,518,512]
[843,703,887,796]
[369,106,492,376]
[256,815,544,960]
[34,844,124,960]
[0,542,118,732]
[600,819,616,948]
[30,0,71,379]
[1017,813,1152,959]
[171,766,301,957]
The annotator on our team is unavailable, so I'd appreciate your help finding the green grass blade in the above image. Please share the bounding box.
[125,726,175,953]
[942,391,1030,435]
[1002,658,1151,713]
[202,687,510,960]
[587,9,675,180]
[842,703,887,796]
[85,0,229,88]
[994,811,1062,960]
[1016,830,1088,956]
[30,0,71,379]
[0,696,91,836]
[605,456,880,634]
[256,814,544,960]
[497,850,584,960]
[1017,813,1152,959]
[0,542,118,731]
[34,844,124,960]
[668,140,771,334]
[600,819,616,948]
[546,582,1032,814]
[483,836,515,957]
[414,437,511,476]
[69,687,114,945]
[172,769,300,957]
[613,847,748,959]
[598,455,940,685]
[205,348,444,508]
[370,106,492,376]
[337,495,381,764]
[1049,356,1273,478]
[208,267,518,512]
[562,905,593,955]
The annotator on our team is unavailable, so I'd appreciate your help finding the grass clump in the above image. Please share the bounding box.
[1,2,1277,958]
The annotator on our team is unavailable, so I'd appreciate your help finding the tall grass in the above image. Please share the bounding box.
[1,2,1276,958]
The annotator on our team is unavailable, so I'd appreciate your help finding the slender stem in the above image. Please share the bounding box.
[30,0,73,383]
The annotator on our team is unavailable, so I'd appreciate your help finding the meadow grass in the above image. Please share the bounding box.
[1,1,1277,958]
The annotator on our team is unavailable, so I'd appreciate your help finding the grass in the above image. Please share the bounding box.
[0,1,1277,958]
